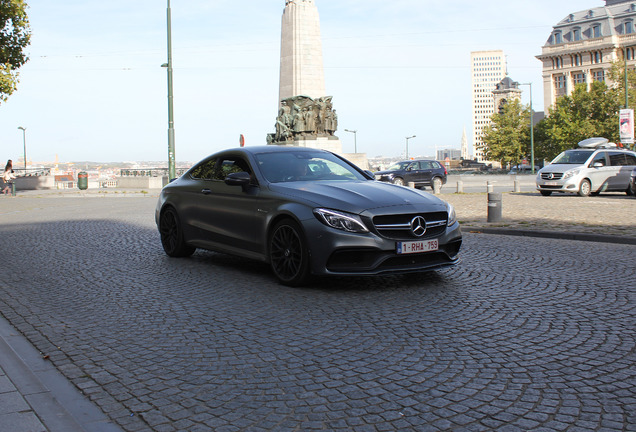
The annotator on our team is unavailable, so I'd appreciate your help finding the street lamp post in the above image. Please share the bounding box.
[405,135,416,159]
[165,0,176,180]
[344,129,357,153]
[520,83,535,174]
[17,127,26,173]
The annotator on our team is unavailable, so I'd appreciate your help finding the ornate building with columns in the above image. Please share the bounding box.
[537,0,636,109]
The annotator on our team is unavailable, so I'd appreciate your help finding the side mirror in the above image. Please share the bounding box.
[225,171,252,186]
[592,162,604,168]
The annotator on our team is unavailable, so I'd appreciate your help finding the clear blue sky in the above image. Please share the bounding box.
[0,0,590,163]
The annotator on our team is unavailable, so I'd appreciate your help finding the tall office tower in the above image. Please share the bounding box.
[279,0,326,103]
[470,50,506,163]
[537,0,636,110]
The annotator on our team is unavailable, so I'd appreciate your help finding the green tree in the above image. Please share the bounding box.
[481,98,531,169]
[534,81,620,161]
[0,0,31,102]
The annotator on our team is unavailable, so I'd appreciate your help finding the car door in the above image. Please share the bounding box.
[404,161,423,185]
[586,151,610,191]
[419,161,435,186]
[607,152,629,191]
[193,156,264,255]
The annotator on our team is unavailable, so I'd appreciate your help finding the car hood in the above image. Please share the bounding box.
[374,170,397,176]
[269,180,447,214]
[540,164,584,173]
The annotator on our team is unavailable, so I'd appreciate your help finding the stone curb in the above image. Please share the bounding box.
[464,225,636,245]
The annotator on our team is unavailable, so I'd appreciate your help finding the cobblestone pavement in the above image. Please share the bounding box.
[0,196,634,431]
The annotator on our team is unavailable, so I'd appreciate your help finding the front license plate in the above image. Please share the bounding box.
[397,239,439,254]
[544,181,558,186]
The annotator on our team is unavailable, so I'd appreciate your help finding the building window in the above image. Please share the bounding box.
[554,57,564,69]
[593,25,602,38]
[626,21,634,34]
[572,72,586,85]
[572,54,582,66]
[555,75,567,92]
[554,31,562,44]
[593,70,605,82]
[592,51,603,64]
[574,28,582,41]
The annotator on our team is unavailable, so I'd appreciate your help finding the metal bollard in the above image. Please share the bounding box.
[456,181,463,193]
[407,181,415,188]
[487,192,502,223]
[487,181,494,193]
[11,182,16,197]
[513,180,521,193]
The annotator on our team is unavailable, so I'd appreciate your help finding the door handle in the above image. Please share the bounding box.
[201,189,212,195]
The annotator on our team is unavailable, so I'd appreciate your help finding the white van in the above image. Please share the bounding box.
[536,137,636,196]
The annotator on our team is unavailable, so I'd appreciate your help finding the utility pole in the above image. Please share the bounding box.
[165,0,176,180]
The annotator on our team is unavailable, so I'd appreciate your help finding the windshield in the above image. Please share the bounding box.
[386,162,411,171]
[255,151,367,183]
[551,150,593,165]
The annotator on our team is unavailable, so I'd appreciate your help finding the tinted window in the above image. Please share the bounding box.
[552,150,594,164]
[608,152,627,166]
[190,158,217,180]
[590,152,607,167]
[624,153,636,165]
[216,158,251,180]
[421,161,434,170]
[256,151,366,183]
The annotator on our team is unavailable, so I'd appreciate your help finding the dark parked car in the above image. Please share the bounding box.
[374,160,447,190]
[631,167,636,196]
[156,146,462,286]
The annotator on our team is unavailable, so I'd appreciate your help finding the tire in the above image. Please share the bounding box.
[539,190,552,196]
[392,177,405,186]
[432,177,443,191]
[269,219,310,287]
[578,179,592,197]
[159,207,196,257]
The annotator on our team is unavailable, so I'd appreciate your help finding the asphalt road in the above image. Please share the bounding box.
[0,197,634,431]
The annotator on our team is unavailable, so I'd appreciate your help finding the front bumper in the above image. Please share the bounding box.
[302,218,462,276]
[536,177,580,193]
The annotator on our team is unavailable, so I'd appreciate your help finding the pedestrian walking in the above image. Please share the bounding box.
[2,159,16,195]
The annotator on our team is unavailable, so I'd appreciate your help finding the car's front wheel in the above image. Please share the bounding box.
[539,190,552,196]
[159,207,196,257]
[578,179,592,197]
[269,219,310,286]
[392,177,405,186]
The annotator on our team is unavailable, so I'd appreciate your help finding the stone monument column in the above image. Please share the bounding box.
[279,0,326,102]
[269,0,343,155]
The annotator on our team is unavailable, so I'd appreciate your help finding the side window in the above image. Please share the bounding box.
[608,152,627,166]
[624,153,636,165]
[407,162,419,171]
[190,158,217,180]
[590,152,607,167]
[421,161,433,170]
[215,157,252,180]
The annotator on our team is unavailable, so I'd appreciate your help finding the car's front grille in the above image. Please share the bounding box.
[371,212,447,240]
[541,172,563,180]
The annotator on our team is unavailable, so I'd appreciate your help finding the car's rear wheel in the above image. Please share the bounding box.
[269,219,310,286]
[432,176,443,191]
[159,207,196,257]
[392,177,405,186]
[578,179,592,197]
[539,190,552,196]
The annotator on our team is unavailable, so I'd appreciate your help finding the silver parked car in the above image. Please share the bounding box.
[536,138,636,197]
[156,146,462,286]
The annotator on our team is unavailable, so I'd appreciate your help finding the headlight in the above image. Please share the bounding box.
[314,208,369,233]
[563,169,580,180]
[447,203,457,226]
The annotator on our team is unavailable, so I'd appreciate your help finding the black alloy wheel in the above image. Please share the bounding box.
[269,220,310,286]
[159,207,196,257]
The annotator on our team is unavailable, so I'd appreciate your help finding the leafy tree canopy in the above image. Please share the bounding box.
[0,0,31,102]
[481,98,531,168]
[534,81,620,161]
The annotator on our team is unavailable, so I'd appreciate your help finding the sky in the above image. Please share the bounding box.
[0,0,593,164]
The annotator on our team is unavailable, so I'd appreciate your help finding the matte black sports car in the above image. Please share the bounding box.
[156,146,462,286]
